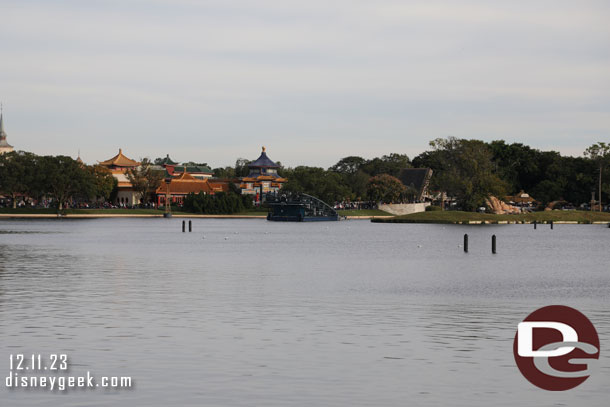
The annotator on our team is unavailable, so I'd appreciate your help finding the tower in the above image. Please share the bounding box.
[0,104,15,154]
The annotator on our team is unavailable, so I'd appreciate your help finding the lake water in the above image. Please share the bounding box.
[0,218,609,406]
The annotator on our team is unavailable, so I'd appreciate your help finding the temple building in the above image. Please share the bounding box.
[155,172,228,206]
[158,154,213,180]
[0,108,14,154]
[239,147,286,201]
[98,149,141,206]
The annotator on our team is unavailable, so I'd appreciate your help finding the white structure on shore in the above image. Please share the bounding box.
[0,105,14,155]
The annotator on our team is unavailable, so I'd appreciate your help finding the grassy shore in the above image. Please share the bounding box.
[0,207,390,218]
[372,210,610,224]
[337,209,391,217]
[0,208,188,215]
[0,208,267,217]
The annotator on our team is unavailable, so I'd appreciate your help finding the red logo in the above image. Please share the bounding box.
[513,305,600,390]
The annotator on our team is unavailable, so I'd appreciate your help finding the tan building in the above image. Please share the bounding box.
[98,149,141,206]
[0,109,14,155]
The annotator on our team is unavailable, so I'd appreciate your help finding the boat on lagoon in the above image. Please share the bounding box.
[266,193,340,222]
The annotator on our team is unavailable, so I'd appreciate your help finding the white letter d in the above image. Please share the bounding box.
[518,322,578,357]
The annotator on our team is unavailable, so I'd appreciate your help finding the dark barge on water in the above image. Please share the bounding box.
[266,193,340,222]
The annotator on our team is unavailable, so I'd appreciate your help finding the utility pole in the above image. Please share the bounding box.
[598,165,603,212]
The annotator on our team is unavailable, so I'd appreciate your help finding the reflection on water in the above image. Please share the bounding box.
[0,219,609,406]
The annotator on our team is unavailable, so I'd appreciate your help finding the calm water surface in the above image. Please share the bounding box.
[0,218,609,406]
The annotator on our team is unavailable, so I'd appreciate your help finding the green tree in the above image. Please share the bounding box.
[0,151,37,208]
[126,158,162,204]
[89,164,117,200]
[487,141,542,193]
[213,166,235,178]
[366,174,407,203]
[428,137,507,211]
[330,156,367,174]
[38,155,95,211]
[281,166,350,204]
[329,156,370,200]
[361,153,411,177]
[234,158,251,177]
[584,142,610,211]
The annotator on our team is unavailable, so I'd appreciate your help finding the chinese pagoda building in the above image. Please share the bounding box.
[155,172,227,206]
[239,147,286,201]
[98,148,141,206]
[158,154,213,180]
[0,108,14,155]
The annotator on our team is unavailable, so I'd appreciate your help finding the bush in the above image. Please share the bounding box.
[425,205,442,211]
[183,191,249,214]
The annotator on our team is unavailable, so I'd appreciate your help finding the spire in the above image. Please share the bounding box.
[0,102,14,152]
[0,103,5,135]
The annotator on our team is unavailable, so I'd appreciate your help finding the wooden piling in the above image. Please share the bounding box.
[492,235,496,254]
[182,220,185,232]
[189,220,192,232]
[464,234,468,253]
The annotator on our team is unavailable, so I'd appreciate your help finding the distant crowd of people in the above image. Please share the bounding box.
[333,201,378,210]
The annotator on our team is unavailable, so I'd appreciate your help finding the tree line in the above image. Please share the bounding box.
[1,139,608,212]
[218,139,609,210]
[0,151,116,210]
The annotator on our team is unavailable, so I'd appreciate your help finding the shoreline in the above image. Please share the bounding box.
[0,213,394,220]
[371,218,610,225]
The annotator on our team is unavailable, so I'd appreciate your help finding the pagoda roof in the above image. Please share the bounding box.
[159,154,178,166]
[173,165,213,174]
[156,172,228,195]
[242,174,286,182]
[99,149,140,167]
[249,146,279,168]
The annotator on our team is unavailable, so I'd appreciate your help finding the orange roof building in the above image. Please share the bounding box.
[99,149,141,206]
[155,172,229,206]
[98,148,140,169]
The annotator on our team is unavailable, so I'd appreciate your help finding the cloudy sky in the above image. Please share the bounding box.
[1,0,609,167]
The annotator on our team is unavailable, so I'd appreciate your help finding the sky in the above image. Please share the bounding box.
[1,0,609,168]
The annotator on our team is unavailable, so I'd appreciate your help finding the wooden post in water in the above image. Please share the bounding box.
[182,220,185,232]
[534,220,537,229]
[464,234,468,253]
[189,220,192,232]
[550,221,553,230]
[492,235,497,254]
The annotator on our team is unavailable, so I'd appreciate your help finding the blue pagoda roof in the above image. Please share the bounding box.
[249,146,279,168]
